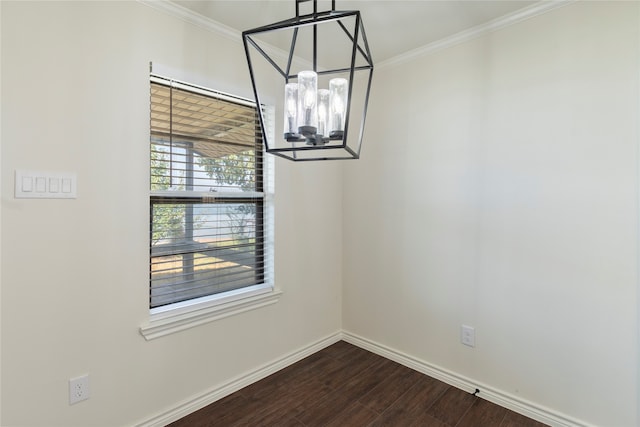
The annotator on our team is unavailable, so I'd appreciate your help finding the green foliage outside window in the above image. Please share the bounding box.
[151,146,185,245]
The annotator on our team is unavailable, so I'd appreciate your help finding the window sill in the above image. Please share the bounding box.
[139,285,282,340]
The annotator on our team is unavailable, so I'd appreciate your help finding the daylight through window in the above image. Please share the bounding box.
[149,76,265,309]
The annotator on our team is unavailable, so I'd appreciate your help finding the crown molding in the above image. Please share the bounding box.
[377,0,576,70]
[137,0,241,43]
[139,0,576,71]
[138,0,295,66]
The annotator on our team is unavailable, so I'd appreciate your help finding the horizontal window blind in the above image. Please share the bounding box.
[150,77,265,309]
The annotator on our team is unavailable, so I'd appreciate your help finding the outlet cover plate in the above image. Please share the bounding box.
[69,374,90,405]
[461,325,476,347]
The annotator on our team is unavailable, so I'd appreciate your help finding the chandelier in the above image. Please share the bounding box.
[243,0,374,161]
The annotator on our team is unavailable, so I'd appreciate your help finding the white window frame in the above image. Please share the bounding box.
[140,73,278,341]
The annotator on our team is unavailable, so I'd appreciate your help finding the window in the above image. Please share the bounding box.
[149,75,269,312]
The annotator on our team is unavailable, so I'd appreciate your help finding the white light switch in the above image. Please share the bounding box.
[21,176,33,192]
[62,178,72,193]
[49,178,60,193]
[15,170,77,199]
[35,177,46,192]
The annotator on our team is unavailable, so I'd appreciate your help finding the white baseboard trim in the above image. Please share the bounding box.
[134,332,342,427]
[135,330,594,427]
[341,331,593,427]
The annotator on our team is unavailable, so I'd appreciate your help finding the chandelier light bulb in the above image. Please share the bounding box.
[297,70,318,137]
[329,78,348,138]
[284,83,299,140]
[317,89,330,139]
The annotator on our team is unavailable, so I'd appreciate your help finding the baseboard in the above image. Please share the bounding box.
[136,330,593,427]
[134,332,342,427]
[341,331,593,427]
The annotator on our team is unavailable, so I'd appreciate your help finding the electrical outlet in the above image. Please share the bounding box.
[461,325,475,347]
[69,374,90,405]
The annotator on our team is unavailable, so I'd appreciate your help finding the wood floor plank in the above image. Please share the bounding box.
[358,363,427,414]
[426,385,477,425]
[166,412,212,427]
[317,340,364,360]
[395,375,451,415]
[232,407,306,426]
[264,417,306,427]
[368,375,450,426]
[407,412,452,427]
[456,398,508,427]
[237,378,333,426]
[501,409,550,427]
[232,413,305,427]
[167,393,249,427]
[290,386,356,426]
[238,352,338,400]
[319,347,386,390]
[340,356,403,403]
[322,402,380,427]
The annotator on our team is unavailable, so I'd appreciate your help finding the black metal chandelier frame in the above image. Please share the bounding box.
[242,0,374,161]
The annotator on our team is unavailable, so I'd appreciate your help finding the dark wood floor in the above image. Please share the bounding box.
[169,341,548,427]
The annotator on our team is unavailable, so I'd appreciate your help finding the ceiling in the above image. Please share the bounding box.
[172,0,538,64]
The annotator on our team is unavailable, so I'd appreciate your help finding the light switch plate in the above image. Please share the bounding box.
[15,170,77,199]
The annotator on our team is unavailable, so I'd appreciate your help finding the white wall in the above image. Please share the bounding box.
[343,1,639,426]
[3,1,639,426]
[0,1,343,426]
